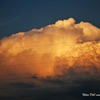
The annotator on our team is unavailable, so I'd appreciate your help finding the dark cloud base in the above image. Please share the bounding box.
[0,71,100,100]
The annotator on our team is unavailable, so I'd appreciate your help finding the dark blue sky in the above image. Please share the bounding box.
[0,0,100,38]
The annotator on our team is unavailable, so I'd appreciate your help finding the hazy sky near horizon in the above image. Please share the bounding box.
[0,0,100,38]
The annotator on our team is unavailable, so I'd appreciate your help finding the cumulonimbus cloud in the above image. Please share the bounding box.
[0,18,100,78]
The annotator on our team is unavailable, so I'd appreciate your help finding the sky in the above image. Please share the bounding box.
[0,0,100,100]
[0,0,100,39]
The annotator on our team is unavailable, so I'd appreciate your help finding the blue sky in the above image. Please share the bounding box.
[0,0,100,38]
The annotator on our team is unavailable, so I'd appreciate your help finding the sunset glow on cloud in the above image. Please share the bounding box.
[0,18,100,78]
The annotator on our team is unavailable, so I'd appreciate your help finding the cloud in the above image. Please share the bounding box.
[0,16,21,27]
[1,72,100,100]
[10,82,36,88]
[0,17,100,79]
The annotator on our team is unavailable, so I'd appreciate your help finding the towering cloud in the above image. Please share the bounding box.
[0,18,100,78]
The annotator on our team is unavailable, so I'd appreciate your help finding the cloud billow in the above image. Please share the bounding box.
[0,18,100,99]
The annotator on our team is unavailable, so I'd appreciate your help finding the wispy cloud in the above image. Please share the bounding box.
[0,15,21,27]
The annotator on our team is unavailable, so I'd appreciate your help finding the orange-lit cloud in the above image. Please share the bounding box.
[0,18,100,78]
